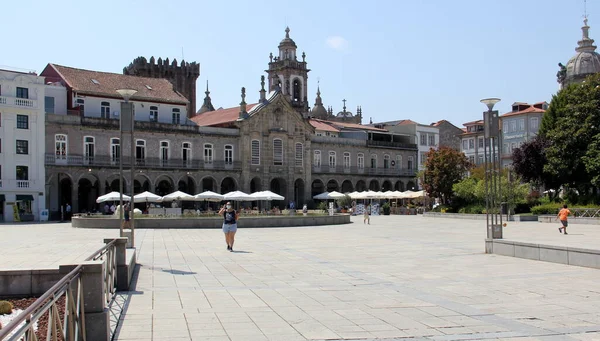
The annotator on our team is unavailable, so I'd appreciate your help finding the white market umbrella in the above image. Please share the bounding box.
[250,190,285,201]
[409,190,426,198]
[348,191,362,199]
[194,190,225,202]
[96,191,131,203]
[161,190,195,202]
[313,191,346,200]
[400,190,415,199]
[133,191,162,203]
[223,190,253,201]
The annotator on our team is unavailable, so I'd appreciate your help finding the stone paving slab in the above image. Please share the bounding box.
[109,215,600,340]
[3,217,600,340]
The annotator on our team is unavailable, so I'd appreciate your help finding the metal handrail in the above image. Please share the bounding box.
[0,265,85,341]
[0,238,122,340]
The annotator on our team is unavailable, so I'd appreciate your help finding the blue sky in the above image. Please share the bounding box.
[3,0,596,127]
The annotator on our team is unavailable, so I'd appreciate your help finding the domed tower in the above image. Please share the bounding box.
[310,84,328,119]
[266,27,311,113]
[558,18,600,87]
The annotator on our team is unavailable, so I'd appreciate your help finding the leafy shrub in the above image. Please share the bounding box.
[458,204,485,214]
[317,201,328,213]
[531,203,562,215]
[514,203,531,214]
[0,300,13,314]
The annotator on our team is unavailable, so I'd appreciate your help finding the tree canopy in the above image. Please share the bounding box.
[422,146,471,204]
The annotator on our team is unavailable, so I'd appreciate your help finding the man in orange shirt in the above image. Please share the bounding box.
[556,204,571,234]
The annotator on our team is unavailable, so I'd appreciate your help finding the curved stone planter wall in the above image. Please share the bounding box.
[72,214,351,229]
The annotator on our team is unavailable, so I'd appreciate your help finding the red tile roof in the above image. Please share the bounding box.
[330,121,387,131]
[501,105,545,118]
[191,103,258,126]
[43,64,189,105]
[397,119,419,126]
[309,119,340,132]
[462,119,484,126]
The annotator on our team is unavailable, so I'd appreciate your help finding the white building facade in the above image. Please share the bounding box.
[0,69,47,221]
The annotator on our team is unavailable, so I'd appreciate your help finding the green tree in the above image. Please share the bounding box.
[422,146,471,204]
[541,73,600,193]
[452,177,479,203]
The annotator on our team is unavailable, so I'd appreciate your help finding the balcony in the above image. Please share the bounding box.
[0,179,35,190]
[45,153,242,171]
[312,165,416,177]
[366,140,417,150]
[0,96,38,109]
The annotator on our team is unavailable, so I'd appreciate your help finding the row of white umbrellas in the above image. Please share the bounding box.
[313,190,426,200]
[96,190,285,204]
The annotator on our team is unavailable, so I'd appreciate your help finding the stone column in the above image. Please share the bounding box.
[71,180,79,214]
[104,237,129,290]
[60,261,108,341]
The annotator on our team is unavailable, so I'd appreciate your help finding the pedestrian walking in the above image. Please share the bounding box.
[364,204,370,225]
[556,204,571,234]
[65,203,72,221]
[122,203,131,229]
[219,202,239,252]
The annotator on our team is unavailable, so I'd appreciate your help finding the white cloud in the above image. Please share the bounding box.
[326,36,349,51]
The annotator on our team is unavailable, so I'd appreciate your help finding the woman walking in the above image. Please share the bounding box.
[219,202,239,251]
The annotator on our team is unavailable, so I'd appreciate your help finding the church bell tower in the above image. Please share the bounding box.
[266,27,311,113]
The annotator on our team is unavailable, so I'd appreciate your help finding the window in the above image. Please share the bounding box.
[420,133,427,146]
[84,136,95,163]
[150,106,158,122]
[313,150,321,167]
[45,96,55,114]
[468,138,474,149]
[478,137,484,148]
[273,138,283,165]
[329,151,336,168]
[531,117,539,131]
[503,121,508,133]
[384,154,390,168]
[343,152,351,168]
[136,140,146,162]
[478,155,484,165]
[511,142,517,152]
[370,154,377,168]
[203,143,213,163]
[510,120,516,132]
[101,101,110,119]
[469,155,475,164]
[16,87,28,99]
[503,143,508,154]
[111,138,120,163]
[16,140,28,154]
[407,156,414,170]
[55,134,67,160]
[295,143,303,167]
[224,145,233,165]
[357,153,364,169]
[16,165,28,180]
[160,141,169,161]
[428,134,435,146]
[172,108,181,124]
[396,155,402,169]
[183,142,192,165]
[420,152,427,166]
[251,140,260,165]
[76,98,85,114]
[462,139,468,150]
[17,115,28,129]
[518,118,525,131]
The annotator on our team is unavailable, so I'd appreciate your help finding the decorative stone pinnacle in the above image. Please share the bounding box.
[285,26,290,38]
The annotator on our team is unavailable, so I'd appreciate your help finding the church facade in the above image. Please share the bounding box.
[41,28,418,215]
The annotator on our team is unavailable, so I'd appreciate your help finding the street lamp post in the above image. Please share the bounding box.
[481,98,503,246]
[117,89,137,248]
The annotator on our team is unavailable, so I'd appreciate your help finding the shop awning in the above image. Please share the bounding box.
[0,194,5,202]
[16,195,34,201]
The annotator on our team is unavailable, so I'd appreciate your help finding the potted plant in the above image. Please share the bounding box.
[382,202,391,215]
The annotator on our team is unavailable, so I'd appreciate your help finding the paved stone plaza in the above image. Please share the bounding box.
[3,217,600,340]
